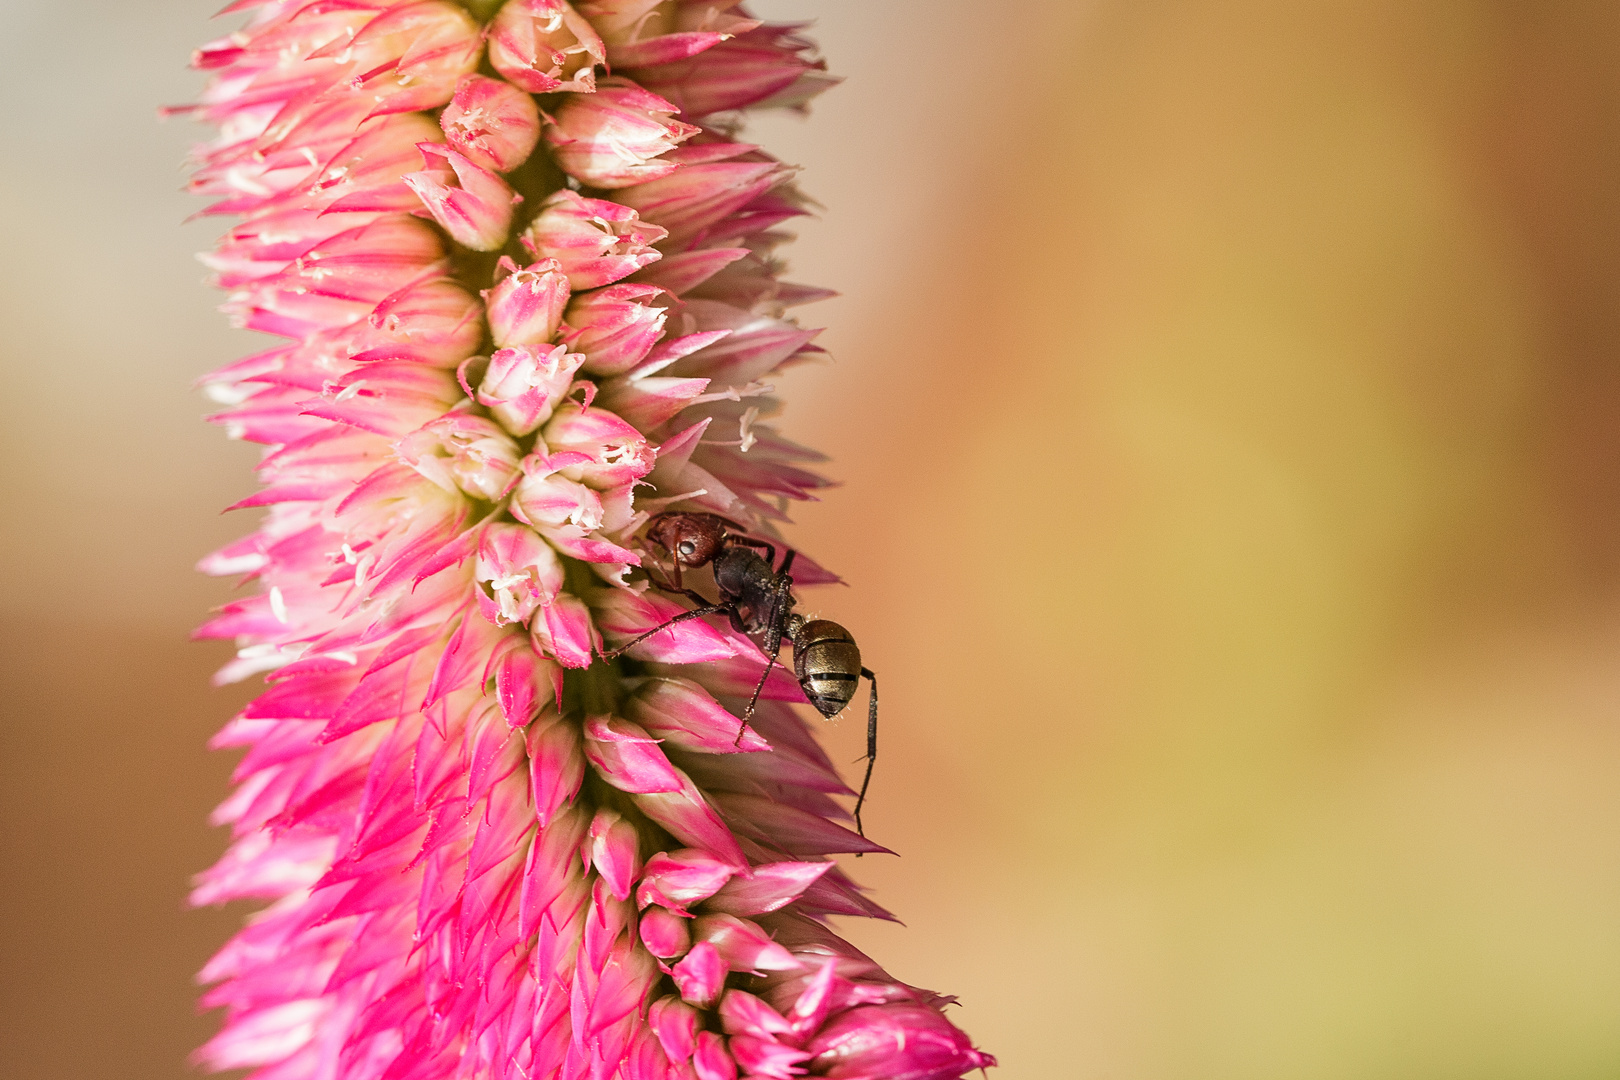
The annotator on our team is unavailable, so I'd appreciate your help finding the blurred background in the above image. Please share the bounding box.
[5,0,1620,1076]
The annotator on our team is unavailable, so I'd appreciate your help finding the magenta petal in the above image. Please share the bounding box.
[717,989,796,1041]
[648,994,700,1064]
[623,677,769,754]
[806,1003,997,1080]
[593,591,737,665]
[635,848,736,913]
[527,713,585,827]
[639,904,692,961]
[588,806,643,901]
[730,1033,813,1079]
[702,861,832,917]
[693,913,799,974]
[691,1029,739,1080]
[583,714,684,794]
[671,942,727,1009]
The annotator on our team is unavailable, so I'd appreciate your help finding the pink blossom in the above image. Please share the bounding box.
[440,74,543,173]
[185,3,993,1080]
[489,0,607,94]
[543,77,699,189]
[404,143,522,251]
[521,189,668,289]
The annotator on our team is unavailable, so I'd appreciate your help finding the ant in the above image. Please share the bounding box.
[604,512,881,837]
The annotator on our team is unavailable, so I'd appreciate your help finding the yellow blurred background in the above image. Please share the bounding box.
[5,0,1620,1076]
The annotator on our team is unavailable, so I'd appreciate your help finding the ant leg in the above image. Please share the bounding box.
[737,630,786,744]
[777,549,796,578]
[602,604,726,659]
[852,668,878,842]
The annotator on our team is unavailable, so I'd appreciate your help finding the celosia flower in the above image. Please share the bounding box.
[185,3,994,1079]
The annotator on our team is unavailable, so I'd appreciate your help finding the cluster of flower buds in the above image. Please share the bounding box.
[185,3,992,1080]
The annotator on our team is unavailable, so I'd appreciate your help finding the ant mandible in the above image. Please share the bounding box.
[604,512,881,837]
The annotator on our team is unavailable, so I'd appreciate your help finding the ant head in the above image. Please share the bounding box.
[647,512,728,567]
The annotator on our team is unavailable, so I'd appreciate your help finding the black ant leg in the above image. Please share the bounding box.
[602,603,728,659]
[777,549,796,578]
[737,631,785,745]
[852,667,878,842]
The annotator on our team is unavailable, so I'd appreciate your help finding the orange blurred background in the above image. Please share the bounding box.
[6,0,1620,1076]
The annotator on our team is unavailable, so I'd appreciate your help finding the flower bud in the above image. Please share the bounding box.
[395,414,522,500]
[806,1003,997,1080]
[672,943,728,1010]
[475,523,563,627]
[543,77,698,189]
[477,344,585,436]
[576,0,761,69]
[634,26,829,119]
[403,144,521,252]
[588,806,643,901]
[560,283,670,375]
[692,914,799,973]
[439,74,542,173]
[542,403,656,489]
[326,1,483,116]
[511,466,604,530]
[649,995,701,1064]
[346,279,483,368]
[635,849,735,913]
[484,258,571,348]
[521,189,668,290]
[531,593,598,669]
[489,0,606,94]
[638,906,691,960]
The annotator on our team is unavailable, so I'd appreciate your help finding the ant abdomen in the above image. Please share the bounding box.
[792,618,863,718]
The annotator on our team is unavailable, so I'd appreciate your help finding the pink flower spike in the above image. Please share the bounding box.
[807,1003,997,1080]
[483,257,572,348]
[186,5,992,1076]
[561,282,672,376]
[521,189,668,289]
[488,0,607,94]
[635,848,736,913]
[638,904,692,960]
[439,74,541,173]
[672,942,728,1009]
[474,523,563,628]
[544,77,699,189]
[478,343,586,436]
[403,144,521,252]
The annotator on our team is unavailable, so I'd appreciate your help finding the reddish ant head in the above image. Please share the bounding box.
[646,512,730,568]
